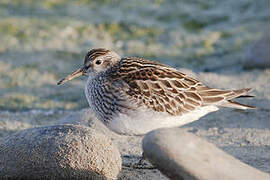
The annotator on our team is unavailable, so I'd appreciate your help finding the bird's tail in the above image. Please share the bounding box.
[220,88,255,110]
[221,100,255,109]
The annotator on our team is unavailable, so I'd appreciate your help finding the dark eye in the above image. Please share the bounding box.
[95,60,102,65]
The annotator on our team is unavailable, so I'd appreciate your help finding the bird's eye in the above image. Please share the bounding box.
[95,60,102,65]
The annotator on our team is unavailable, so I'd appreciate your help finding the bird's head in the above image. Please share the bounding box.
[57,48,121,85]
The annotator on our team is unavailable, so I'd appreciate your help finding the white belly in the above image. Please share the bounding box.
[107,106,219,135]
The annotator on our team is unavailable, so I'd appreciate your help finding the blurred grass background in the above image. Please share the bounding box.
[0,0,269,111]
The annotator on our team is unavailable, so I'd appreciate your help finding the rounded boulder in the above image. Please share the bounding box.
[0,124,121,180]
[142,128,270,180]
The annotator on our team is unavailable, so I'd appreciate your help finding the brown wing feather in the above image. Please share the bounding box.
[118,57,206,115]
[117,57,254,115]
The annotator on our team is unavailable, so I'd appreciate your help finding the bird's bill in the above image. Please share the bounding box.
[57,68,84,85]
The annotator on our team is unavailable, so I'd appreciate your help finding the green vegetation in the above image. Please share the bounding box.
[0,0,268,110]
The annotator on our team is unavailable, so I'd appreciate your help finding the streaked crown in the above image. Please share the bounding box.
[83,48,121,73]
[84,48,110,65]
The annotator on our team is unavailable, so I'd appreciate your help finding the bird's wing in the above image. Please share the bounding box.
[117,57,253,115]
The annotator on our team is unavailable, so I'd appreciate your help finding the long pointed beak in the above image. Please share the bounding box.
[57,67,84,85]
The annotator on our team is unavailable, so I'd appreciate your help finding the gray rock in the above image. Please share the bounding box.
[142,128,270,180]
[0,124,121,180]
[244,34,270,69]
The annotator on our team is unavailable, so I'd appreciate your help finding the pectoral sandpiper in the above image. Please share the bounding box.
[57,48,254,135]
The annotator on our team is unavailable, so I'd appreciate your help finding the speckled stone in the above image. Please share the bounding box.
[0,124,121,180]
[142,128,270,180]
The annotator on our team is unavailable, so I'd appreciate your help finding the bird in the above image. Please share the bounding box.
[57,48,255,135]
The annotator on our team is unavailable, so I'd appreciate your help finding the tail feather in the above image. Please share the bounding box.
[221,100,255,110]
[200,87,255,109]
[236,95,255,98]
[225,88,253,100]
[221,88,255,109]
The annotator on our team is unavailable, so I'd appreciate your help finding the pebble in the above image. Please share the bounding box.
[0,124,121,180]
[142,127,270,180]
